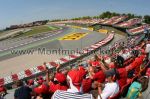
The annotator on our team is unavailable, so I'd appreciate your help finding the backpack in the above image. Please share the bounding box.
[126,81,142,99]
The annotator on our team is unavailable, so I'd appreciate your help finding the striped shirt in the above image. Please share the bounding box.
[52,90,93,99]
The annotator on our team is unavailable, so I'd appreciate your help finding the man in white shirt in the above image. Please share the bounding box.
[97,69,119,99]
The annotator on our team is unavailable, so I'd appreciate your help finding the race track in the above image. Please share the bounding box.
[0,26,111,77]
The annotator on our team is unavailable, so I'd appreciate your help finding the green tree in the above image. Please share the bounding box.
[144,15,150,24]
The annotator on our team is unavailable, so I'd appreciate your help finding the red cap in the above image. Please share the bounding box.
[34,84,49,94]
[67,70,83,86]
[28,79,34,86]
[55,73,66,83]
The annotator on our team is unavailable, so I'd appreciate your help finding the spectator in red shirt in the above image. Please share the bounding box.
[101,55,128,88]
[44,63,68,94]
[49,72,68,93]
[114,55,128,88]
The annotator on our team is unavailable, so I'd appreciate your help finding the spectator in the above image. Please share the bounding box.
[114,55,128,88]
[14,80,32,99]
[88,66,106,83]
[34,84,49,99]
[67,69,83,93]
[49,72,68,93]
[44,63,68,94]
[97,69,119,99]
[101,55,128,88]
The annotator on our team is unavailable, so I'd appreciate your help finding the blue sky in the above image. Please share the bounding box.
[0,0,150,29]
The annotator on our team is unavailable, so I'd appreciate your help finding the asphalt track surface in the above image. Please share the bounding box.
[0,27,107,61]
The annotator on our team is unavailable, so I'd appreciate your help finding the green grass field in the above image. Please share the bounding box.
[22,25,59,36]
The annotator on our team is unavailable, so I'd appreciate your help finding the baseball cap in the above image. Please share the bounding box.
[55,73,66,83]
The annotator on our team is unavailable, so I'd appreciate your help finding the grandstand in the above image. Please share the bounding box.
[127,24,150,35]
[114,18,142,28]
[100,16,128,25]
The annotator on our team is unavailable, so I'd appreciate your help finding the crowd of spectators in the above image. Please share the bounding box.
[0,37,149,99]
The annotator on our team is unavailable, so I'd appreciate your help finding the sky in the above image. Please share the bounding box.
[0,0,150,29]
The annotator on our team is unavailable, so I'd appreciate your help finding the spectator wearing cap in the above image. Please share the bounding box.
[97,69,119,99]
[49,72,68,93]
[67,69,83,93]
[44,62,68,94]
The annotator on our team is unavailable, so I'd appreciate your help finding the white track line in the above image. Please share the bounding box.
[0,31,63,52]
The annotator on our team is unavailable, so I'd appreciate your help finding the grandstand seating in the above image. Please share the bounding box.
[101,16,120,24]
[127,24,150,35]
[115,18,142,28]
[101,16,128,25]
